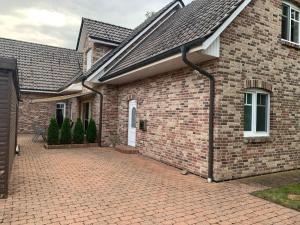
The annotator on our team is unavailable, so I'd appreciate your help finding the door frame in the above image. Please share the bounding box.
[128,100,137,147]
[81,101,91,131]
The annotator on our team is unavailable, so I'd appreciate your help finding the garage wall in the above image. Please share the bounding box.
[0,58,18,198]
[0,71,10,197]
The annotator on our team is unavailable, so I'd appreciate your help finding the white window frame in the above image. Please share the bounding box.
[56,102,66,118]
[244,89,270,138]
[86,48,93,70]
[282,2,300,45]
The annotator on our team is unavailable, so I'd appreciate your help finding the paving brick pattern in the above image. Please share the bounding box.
[0,136,299,225]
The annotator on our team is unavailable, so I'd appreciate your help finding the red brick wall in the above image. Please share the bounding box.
[82,38,113,72]
[213,0,300,180]
[115,66,219,177]
[19,93,57,134]
[93,85,118,147]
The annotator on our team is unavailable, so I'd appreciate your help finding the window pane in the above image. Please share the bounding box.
[244,93,252,132]
[244,93,252,104]
[291,20,299,43]
[131,107,136,128]
[244,105,252,131]
[257,94,268,132]
[283,4,289,17]
[291,9,299,21]
[282,15,289,40]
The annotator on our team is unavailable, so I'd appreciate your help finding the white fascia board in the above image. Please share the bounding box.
[21,89,59,94]
[86,1,183,82]
[90,37,119,47]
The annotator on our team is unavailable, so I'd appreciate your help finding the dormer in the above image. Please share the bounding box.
[76,18,132,72]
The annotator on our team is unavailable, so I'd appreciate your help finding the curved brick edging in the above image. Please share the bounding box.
[244,79,273,92]
[44,143,99,149]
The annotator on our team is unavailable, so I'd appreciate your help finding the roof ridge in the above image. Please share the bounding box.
[0,37,79,53]
[82,17,133,31]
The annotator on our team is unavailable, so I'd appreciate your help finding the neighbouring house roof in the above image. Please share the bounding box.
[81,0,184,81]
[100,0,247,81]
[76,18,133,50]
[0,38,82,92]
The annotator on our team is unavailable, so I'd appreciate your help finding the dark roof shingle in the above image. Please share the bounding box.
[82,18,132,44]
[82,0,182,80]
[0,38,82,92]
[103,0,245,79]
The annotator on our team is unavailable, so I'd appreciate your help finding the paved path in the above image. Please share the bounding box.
[0,135,299,225]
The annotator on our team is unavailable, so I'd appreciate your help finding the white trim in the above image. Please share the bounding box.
[128,100,137,147]
[281,38,300,46]
[86,48,93,70]
[244,89,271,138]
[90,37,119,47]
[77,27,88,52]
[87,1,183,82]
[21,89,59,94]
[282,1,300,44]
[100,44,214,84]
[56,102,66,118]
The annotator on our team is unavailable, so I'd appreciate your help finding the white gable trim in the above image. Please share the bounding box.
[77,27,87,52]
[90,37,119,47]
[87,0,184,82]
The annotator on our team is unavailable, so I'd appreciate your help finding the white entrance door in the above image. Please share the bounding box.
[128,100,137,147]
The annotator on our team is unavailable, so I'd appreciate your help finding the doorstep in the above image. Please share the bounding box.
[115,145,139,154]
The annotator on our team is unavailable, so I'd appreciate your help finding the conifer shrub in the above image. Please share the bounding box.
[60,118,72,144]
[47,118,59,145]
[73,118,84,144]
[86,118,97,143]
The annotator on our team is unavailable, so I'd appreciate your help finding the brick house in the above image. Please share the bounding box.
[1,0,300,181]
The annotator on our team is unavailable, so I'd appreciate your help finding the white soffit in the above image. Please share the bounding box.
[60,83,82,94]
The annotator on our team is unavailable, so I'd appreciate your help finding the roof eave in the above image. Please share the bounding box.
[99,0,252,83]
[99,36,207,82]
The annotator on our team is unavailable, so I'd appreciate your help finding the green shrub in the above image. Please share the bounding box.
[73,118,84,144]
[86,118,97,143]
[60,118,72,144]
[47,118,59,145]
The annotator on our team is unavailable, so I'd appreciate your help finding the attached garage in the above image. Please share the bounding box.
[0,58,19,198]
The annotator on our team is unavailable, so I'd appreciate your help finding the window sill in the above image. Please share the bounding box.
[243,136,272,144]
[280,39,300,49]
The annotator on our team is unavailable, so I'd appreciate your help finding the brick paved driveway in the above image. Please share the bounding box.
[0,135,299,225]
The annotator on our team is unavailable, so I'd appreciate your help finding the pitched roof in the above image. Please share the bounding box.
[82,0,184,80]
[76,18,132,49]
[101,0,246,81]
[0,37,82,92]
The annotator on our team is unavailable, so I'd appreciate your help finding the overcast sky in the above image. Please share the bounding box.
[0,0,193,49]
